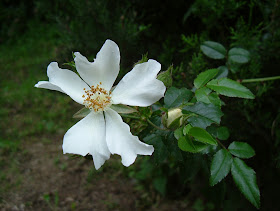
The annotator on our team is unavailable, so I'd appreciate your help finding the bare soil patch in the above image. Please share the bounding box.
[1,136,192,211]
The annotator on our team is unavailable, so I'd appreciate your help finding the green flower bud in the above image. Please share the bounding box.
[162,108,183,129]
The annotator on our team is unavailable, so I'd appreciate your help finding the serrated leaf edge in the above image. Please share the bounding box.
[210,149,232,186]
[231,158,260,209]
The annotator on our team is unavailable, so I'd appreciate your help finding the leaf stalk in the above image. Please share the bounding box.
[239,75,280,83]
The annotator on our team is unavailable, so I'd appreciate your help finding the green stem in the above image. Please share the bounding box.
[240,75,280,83]
[147,119,169,131]
[120,114,140,119]
[121,114,168,131]
[216,139,227,150]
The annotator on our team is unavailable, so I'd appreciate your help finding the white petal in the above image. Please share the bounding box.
[36,62,89,104]
[105,108,154,167]
[35,81,65,93]
[111,59,166,106]
[74,40,120,90]
[62,111,110,170]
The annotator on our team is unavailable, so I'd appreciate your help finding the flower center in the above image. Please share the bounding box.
[82,82,112,112]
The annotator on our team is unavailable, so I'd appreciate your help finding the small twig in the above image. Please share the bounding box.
[120,114,140,119]
[216,139,227,150]
[239,75,280,83]
[147,119,169,131]
[121,113,168,131]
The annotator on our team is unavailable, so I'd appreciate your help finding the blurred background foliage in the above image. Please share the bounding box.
[1,0,280,210]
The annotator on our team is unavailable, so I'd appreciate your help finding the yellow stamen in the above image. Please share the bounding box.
[82,83,111,112]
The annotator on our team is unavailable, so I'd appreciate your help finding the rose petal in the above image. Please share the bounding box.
[62,111,110,169]
[105,108,154,167]
[35,81,65,93]
[111,59,166,106]
[35,62,89,104]
[74,40,120,91]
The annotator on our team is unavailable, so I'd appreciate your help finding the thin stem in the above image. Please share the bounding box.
[147,119,169,131]
[240,75,280,83]
[216,139,227,150]
[121,114,168,131]
[120,114,140,119]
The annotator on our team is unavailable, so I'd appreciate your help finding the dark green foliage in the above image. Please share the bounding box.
[207,126,230,141]
[200,41,227,59]
[157,65,173,87]
[194,68,219,89]
[0,0,34,42]
[178,136,208,153]
[183,102,223,129]
[188,127,217,146]
[228,48,250,64]
[231,158,260,209]
[228,142,255,159]
[1,0,280,210]
[210,149,232,186]
[206,78,255,99]
[164,87,193,108]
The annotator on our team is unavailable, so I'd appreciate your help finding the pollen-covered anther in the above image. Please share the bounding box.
[82,83,111,112]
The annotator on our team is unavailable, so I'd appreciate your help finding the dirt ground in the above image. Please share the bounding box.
[0,134,192,211]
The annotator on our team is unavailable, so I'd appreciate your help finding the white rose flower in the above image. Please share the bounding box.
[35,40,166,169]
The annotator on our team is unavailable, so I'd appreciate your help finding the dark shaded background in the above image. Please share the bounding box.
[1,0,280,210]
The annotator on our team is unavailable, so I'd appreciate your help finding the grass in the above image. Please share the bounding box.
[0,21,80,199]
[0,21,80,139]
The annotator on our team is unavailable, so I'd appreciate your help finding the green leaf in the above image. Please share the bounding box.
[194,68,219,89]
[73,107,90,118]
[157,65,173,87]
[183,124,193,135]
[188,127,217,145]
[183,102,223,129]
[110,104,137,114]
[200,145,218,155]
[228,142,255,159]
[178,136,207,153]
[231,158,260,209]
[195,88,222,107]
[165,132,183,161]
[216,66,229,79]
[207,78,255,99]
[200,41,227,59]
[228,48,250,64]
[207,126,230,140]
[195,87,211,104]
[164,87,193,108]
[210,149,232,186]
[174,127,184,140]
[208,92,222,107]
[144,135,168,164]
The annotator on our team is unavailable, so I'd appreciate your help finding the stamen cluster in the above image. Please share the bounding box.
[82,82,111,112]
